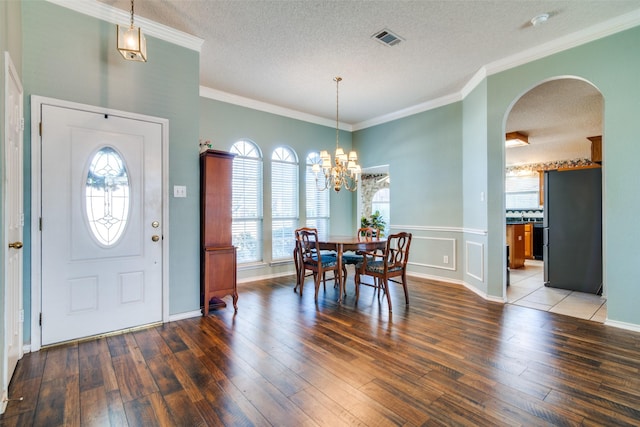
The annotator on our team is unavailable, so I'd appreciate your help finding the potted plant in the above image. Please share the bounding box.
[360,210,386,237]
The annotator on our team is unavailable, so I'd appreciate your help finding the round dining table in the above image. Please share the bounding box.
[316,235,387,303]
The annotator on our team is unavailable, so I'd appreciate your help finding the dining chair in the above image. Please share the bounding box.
[355,232,412,311]
[341,227,377,289]
[295,227,340,301]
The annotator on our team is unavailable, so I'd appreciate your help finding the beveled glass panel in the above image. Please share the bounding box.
[85,147,130,246]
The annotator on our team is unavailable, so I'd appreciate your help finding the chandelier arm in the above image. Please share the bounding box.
[315,173,331,191]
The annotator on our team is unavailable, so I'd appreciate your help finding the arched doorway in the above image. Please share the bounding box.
[503,77,606,321]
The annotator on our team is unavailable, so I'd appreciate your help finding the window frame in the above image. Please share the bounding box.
[230,139,263,264]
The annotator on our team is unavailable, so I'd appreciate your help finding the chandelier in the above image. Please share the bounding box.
[116,0,147,62]
[313,77,361,192]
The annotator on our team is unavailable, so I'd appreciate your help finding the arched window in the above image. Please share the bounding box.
[305,152,330,239]
[230,140,263,263]
[271,146,299,260]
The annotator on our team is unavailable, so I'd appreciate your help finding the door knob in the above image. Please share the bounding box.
[151,235,160,242]
[8,241,23,249]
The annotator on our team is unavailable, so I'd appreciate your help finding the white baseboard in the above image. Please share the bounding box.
[1,390,7,414]
[604,319,640,332]
[168,310,202,322]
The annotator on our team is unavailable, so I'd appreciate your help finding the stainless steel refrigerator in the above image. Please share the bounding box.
[543,168,602,294]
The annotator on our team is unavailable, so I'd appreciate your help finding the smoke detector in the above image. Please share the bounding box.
[371,28,404,46]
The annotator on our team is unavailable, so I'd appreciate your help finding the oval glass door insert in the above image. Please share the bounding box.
[85,146,130,246]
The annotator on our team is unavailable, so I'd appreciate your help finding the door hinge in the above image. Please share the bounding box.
[39,122,42,136]
[39,313,42,326]
[20,117,25,131]
[39,217,42,231]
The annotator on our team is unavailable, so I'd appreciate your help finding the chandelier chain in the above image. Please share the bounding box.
[335,76,341,149]
[130,0,135,28]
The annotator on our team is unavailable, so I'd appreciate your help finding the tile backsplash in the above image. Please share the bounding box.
[506,209,543,221]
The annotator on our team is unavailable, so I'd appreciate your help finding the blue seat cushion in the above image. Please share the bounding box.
[342,252,364,264]
[305,258,337,268]
[363,260,403,274]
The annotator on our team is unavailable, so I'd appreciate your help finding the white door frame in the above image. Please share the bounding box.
[2,51,24,414]
[30,96,170,352]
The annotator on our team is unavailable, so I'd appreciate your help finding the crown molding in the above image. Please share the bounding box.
[45,0,204,52]
[351,92,462,131]
[199,86,352,131]
[485,9,640,77]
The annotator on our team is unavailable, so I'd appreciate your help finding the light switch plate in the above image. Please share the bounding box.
[173,185,187,198]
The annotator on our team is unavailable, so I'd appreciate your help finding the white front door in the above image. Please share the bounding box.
[40,104,163,346]
[3,52,24,412]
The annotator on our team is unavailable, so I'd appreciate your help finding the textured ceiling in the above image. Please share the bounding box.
[96,0,639,164]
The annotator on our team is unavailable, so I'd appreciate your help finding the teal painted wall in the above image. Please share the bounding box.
[21,1,201,341]
[486,26,640,324]
[199,98,355,281]
[5,2,640,354]
[353,103,464,283]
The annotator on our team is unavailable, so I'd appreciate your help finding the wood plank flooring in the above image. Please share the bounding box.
[2,275,640,426]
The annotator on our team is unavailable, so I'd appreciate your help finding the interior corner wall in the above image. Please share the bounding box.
[199,97,355,281]
[486,26,640,326]
[21,1,201,337]
[353,103,464,285]
[462,79,489,295]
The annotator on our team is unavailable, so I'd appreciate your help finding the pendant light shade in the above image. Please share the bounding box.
[117,0,147,62]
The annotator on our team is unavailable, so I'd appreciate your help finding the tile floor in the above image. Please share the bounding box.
[507,260,607,322]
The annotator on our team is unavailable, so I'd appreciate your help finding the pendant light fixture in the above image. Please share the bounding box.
[117,0,147,62]
[313,77,361,192]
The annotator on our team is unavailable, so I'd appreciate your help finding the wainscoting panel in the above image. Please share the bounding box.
[409,236,456,271]
[465,240,484,282]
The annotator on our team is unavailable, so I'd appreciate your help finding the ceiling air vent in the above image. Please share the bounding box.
[372,28,404,47]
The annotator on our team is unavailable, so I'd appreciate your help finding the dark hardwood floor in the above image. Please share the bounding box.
[2,274,640,426]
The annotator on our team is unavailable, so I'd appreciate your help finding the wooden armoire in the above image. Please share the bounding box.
[200,149,237,315]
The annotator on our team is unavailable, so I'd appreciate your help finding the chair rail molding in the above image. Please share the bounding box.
[392,224,487,236]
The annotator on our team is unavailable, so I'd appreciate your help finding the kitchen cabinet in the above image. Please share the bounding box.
[588,135,602,163]
[506,223,525,269]
[200,149,237,315]
[524,222,533,259]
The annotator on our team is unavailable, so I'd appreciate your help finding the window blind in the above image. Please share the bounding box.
[306,152,330,239]
[505,175,540,209]
[272,147,299,260]
[231,140,263,263]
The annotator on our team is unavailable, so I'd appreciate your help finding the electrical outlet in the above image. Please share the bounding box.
[443,255,449,264]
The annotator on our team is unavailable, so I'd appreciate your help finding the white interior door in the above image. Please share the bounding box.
[3,52,24,412]
[40,105,163,346]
